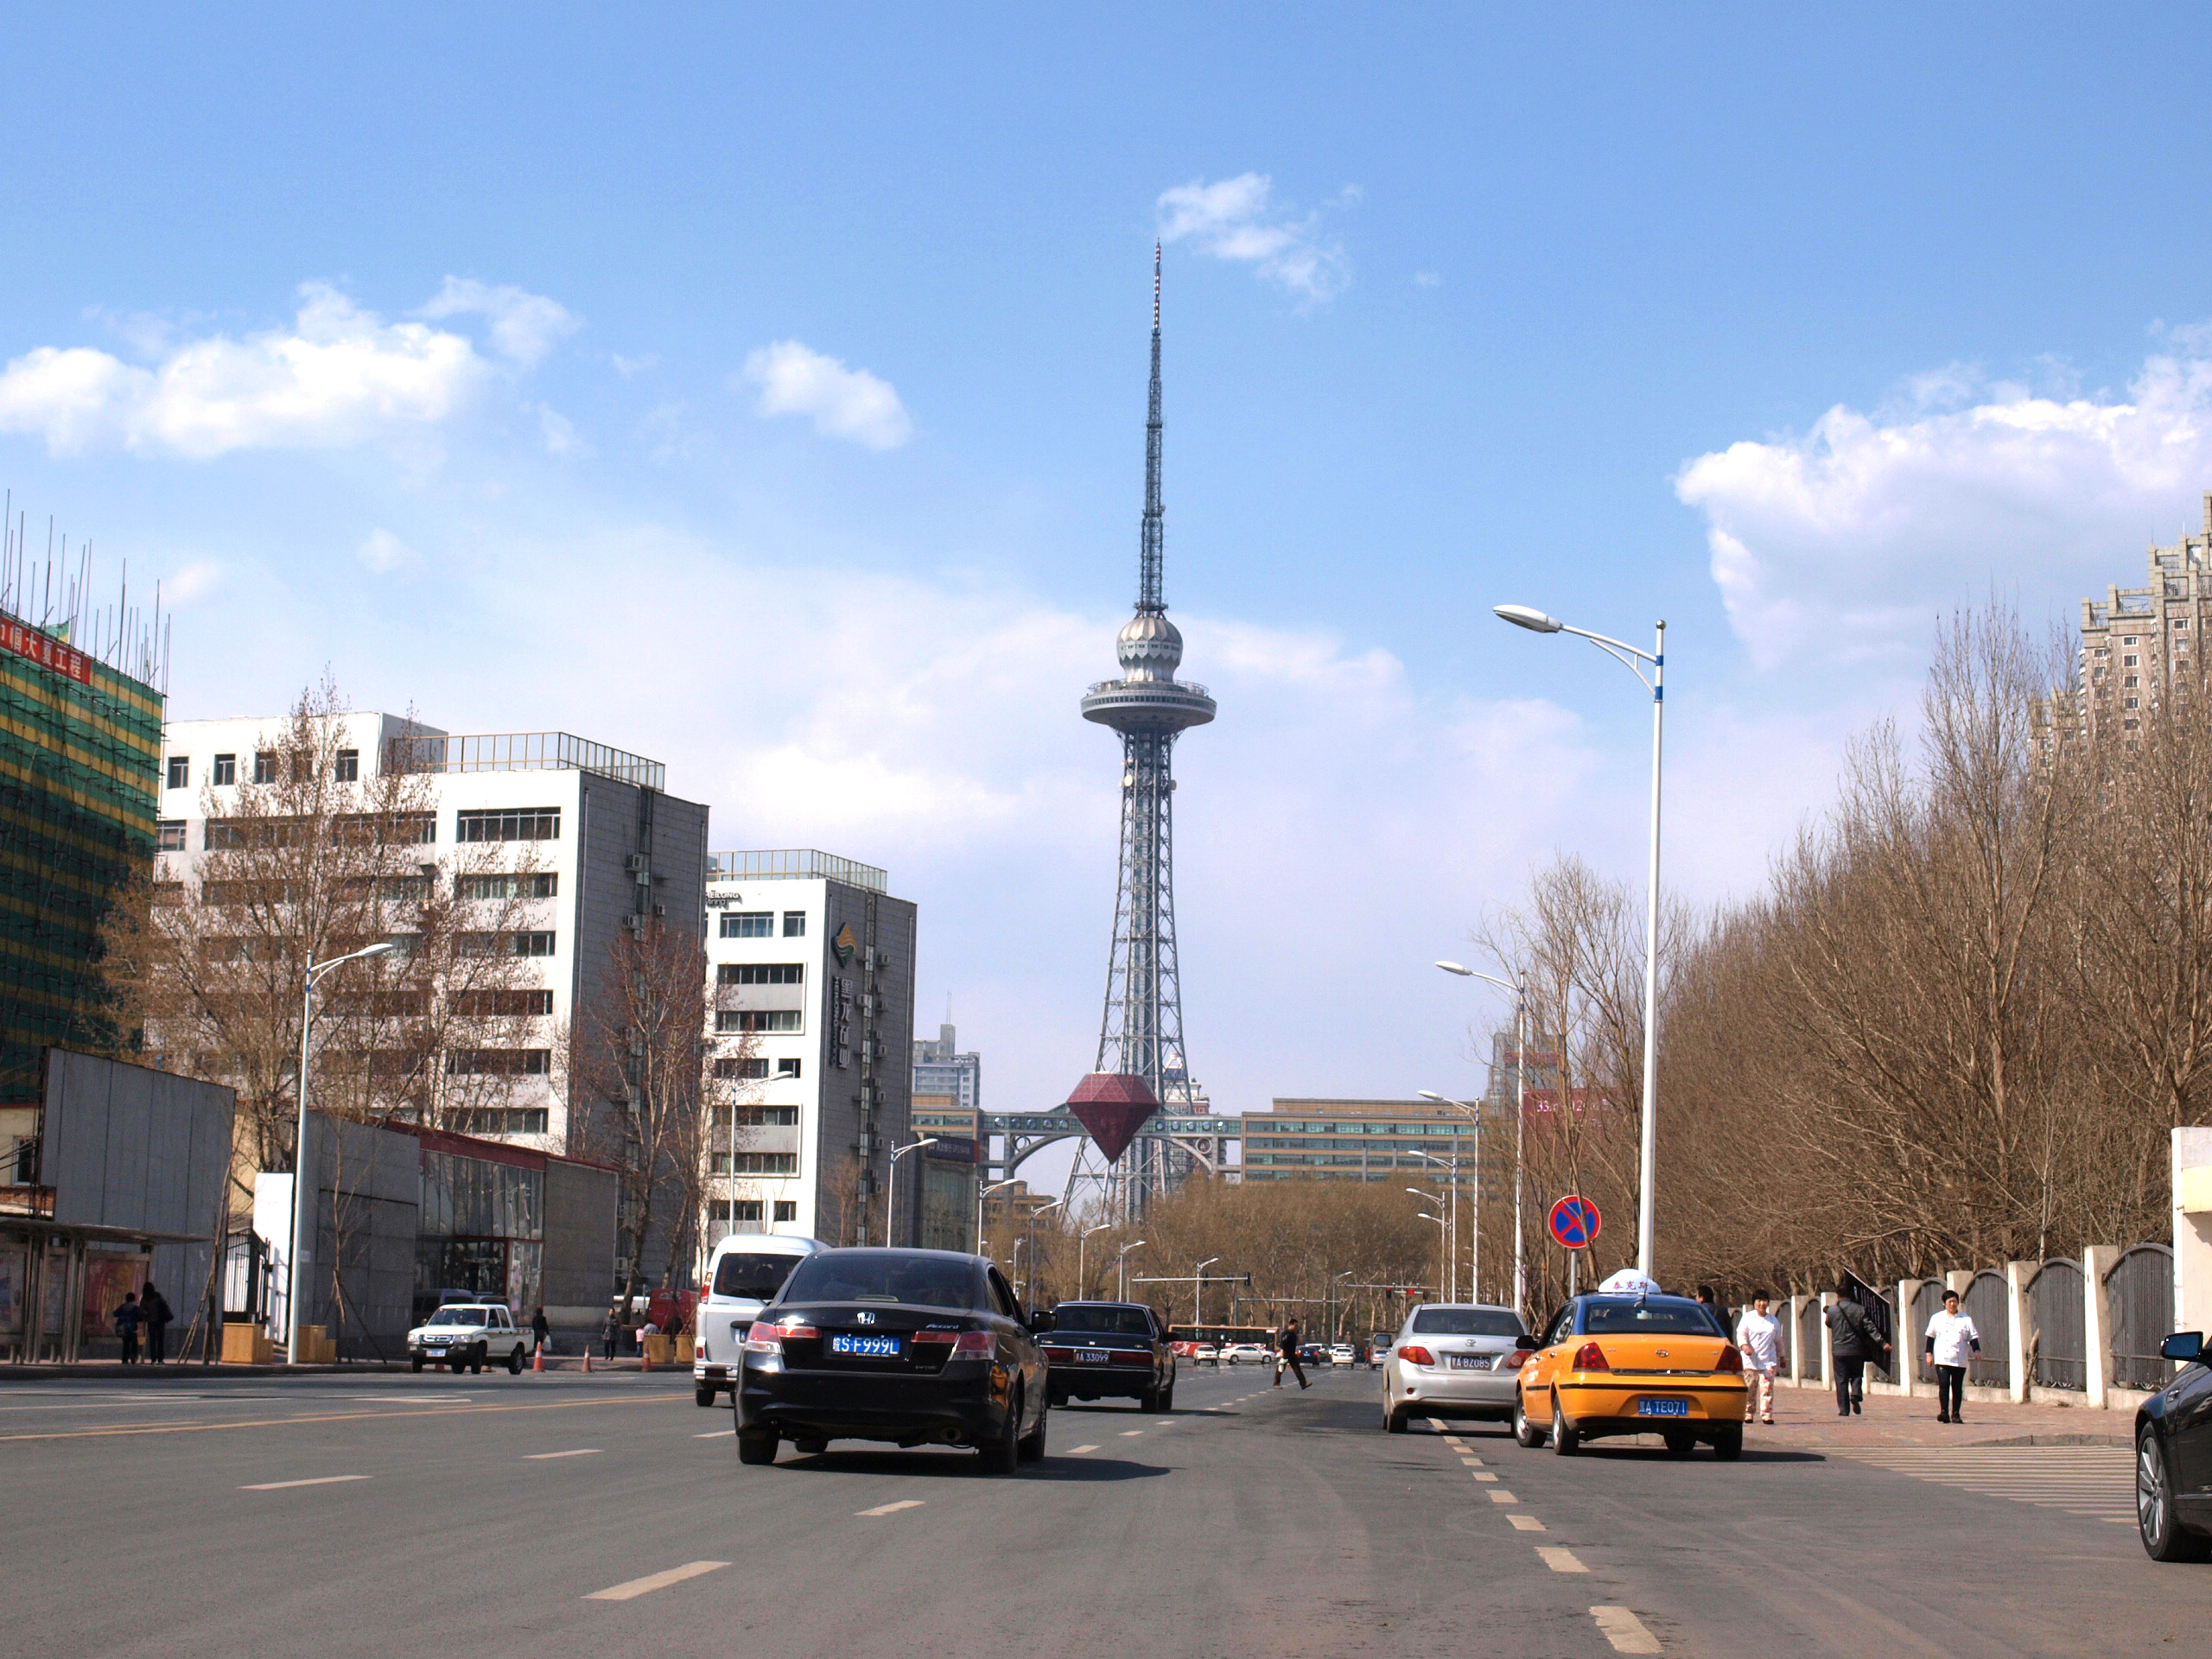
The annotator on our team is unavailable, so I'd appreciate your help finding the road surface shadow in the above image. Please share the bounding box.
[771,1446,1171,1480]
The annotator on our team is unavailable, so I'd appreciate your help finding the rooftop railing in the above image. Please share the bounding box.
[391,732,664,790]
[708,849,887,893]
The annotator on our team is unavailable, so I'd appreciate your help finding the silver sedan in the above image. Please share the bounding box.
[1381,1303,1530,1433]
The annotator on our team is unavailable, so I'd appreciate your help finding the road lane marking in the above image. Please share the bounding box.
[1067,1444,1100,1454]
[524,1448,602,1459]
[1154,1421,1174,1426]
[1592,1606,1662,1654]
[584,1561,729,1601]
[1473,1472,1498,1483]
[1427,1417,1451,1432]
[1487,1490,1516,1503]
[695,1429,734,1438]
[240,1475,371,1491]
[1460,1456,1485,1466]
[857,1500,925,1517]
[1537,1548,1588,1573]
[1835,1446,2133,1525]
[1507,1514,1547,1531]
[1120,1429,1143,1437]
[0,1392,682,1445]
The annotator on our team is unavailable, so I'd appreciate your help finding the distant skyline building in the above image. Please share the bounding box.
[2062,489,2212,746]
[1071,247,1217,1217]
[911,1020,981,1251]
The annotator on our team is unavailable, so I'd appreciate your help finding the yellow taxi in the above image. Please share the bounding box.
[1511,1291,1746,1459]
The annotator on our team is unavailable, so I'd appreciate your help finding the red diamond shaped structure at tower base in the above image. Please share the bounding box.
[1065,1072,1160,1163]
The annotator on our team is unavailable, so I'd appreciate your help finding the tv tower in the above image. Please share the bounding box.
[1066,246,1217,1218]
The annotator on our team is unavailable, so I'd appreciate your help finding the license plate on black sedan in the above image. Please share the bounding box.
[830,1334,901,1357]
[1636,1397,1690,1417]
[1077,1350,1110,1363]
[1447,1355,1492,1370]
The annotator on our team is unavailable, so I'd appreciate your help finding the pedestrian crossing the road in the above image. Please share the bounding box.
[1835,1446,2135,1526]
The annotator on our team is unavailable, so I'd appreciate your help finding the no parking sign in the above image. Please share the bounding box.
[1548,1194,1601,1250]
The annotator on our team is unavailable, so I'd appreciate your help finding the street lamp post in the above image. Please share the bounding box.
[1415,1211,1448,1300]
[885,1137,939,1249]
[1407,1187,1448,1302]
[289,941,397,1365]
[976,1178,1017,1257]
[1494,602,1664,1281]
[1435,963,1529,1319]
[1116,1239,1147,1302]
[1024,1198,1065,1314]
[1193,1256,1220,1326]
[1079,1223,1112,1299]
[1406,1147,1461,1301]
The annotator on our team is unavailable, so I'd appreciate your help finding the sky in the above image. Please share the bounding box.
[4,8,2212,1144]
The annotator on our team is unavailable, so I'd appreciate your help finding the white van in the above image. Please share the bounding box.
[693,1233,830,1407]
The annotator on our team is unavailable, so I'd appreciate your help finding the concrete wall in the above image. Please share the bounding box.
[304,1114,420,1360]
[543,1156,617,1322]
[43,1048,235,1318]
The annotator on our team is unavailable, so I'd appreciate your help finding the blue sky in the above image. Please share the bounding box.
[4,8,2212,1132]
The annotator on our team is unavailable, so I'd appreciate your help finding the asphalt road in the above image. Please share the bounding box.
[4,1359,2212,1656]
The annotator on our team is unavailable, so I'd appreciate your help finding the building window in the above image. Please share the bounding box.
[210,753,234,785]
[2178,620,2191,631]
[2125,636,2139,645]
[2125,676,2140,689]
[777,1057,803,1078]
[457,872,557,901]
[334,748,359,782]
[455,807,561,842]
[719,912,772,938]
[459,931,556,957]
[157,820,187,852]
[165,756,188,789]
[2126,718,2142,729]
[252,752,276,785]
[709,1199,765,1228]
[2094,646,2110,657]
[717,1010,803,1033]
[728,1153,798,1175]
[384,934,421,959]
[783,912,806,937]
[448,1108,550,1135]
[2126,697,2141,709]
[447,1048,553,1076]
[717,963,804,984]
[773,1200,797,1223]
[735,1105,801,1126]
[715,1057,772,1080]
[450,988,555,1017]
[2125,655,2139,667]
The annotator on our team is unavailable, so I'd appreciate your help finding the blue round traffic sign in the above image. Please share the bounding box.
[1548,1194,1601,1250]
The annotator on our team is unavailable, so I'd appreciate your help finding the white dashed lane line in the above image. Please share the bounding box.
[584,1561,729,1602]
[857,1500,925,1517]
[239,1475,370,1491]
[1486,1490,1517,1504]
[1507,1514,1547,1531]
[1592,1605,1662,1654]
[694,1429,733,1438]
[1119,1429,1143,1437]
[1067,1444,1100,1455]
[524,1448,602,1459]
[1537,1548,1588,1573]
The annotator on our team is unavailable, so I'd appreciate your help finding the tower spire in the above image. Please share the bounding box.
[1140,242,1165,615]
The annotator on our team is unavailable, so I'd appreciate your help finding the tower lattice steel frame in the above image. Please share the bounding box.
[1073,248,1216,1217]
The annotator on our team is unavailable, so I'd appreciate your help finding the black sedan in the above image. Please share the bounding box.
[2136,1328,2212,1560]
[734,1247,1047,1473]
[1039,1301,1176,1411]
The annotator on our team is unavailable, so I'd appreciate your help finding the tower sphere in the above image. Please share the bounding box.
[1116,611,1184,682]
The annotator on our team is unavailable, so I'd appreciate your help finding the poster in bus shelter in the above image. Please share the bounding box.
[79,1254,148,1338]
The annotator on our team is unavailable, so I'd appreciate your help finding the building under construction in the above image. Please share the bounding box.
[0,519,168,1113]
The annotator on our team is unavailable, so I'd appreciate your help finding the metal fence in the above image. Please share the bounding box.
[1964,1269,2011,1389]
[2107,1243,2175,1391]
[1797,1297,1825,1383]
[2027,1258,2086,1390]
[1912,1281,1948,1384]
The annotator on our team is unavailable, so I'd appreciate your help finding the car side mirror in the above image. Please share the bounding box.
[1027,1310,1053,1334]
[1515,1333,1538,1350]
[2162,1332,2204,1363]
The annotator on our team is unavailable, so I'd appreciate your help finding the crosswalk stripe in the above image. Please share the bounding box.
[1834,1446,2134,1523]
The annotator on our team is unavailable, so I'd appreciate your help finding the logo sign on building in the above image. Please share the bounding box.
[833,922,857,966]
[0,618,92,685]
[1548,1194,1601,1251]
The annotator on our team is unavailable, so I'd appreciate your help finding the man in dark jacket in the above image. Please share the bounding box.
[531,1306,551,1355]
[1274,1319,1310,1389]
[141,1283,175,1365]
[1823,1275,1889,1416]
[112,1291,143,1364]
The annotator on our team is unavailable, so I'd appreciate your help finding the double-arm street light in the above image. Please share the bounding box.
[976,1178,1018,1255]
[1023,1198,1065,1312]
[1433,964,1530,1318]
[1078,1223,1113,1299]
[289,940,397,1365]
[1116,1238,1147,1302]
[1406,1186,1449,1302]
[1408,1135,1471,1304]
[1494,599,1666,1281]
[884,1137,939,1249]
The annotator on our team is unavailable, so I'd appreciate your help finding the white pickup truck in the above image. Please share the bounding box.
[408,1304,530,1374]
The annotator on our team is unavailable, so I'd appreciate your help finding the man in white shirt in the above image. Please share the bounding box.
[1923,1291,1981,1424]
[1735,1294,1783,1426]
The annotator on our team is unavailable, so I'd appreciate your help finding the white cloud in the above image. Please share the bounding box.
[1156,173,1349,302]
[1413,270,1442,289]
[357,529,414,574]
[535,404,588,458]
[0,283,486,459]
[1676,339,2212,669]
[166,561,226,603]
[611,352,658,379]
[740,340,912,449]
[417,277,581,368]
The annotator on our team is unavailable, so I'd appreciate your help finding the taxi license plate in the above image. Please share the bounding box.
[1077,1350,1110,1363]
[1636,1398,1690,1417]
[1447,1355,1492,1370]
[830,1334,901,1357]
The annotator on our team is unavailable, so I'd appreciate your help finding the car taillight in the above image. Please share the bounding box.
[1396,1344,1435,1366]
[912,1330,957,1344]
[1111,1351,1150,1367]
[744,1319,817,1354]
[1503,1349,1530,1370]
[1572,1342,1609,1372]
[1043,1345,1075,1363]
[952,1331,995,1357]
[1715,1344,1744,1373]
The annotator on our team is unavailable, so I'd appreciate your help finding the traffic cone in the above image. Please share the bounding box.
[532,1348,543,1373]
[582,1351,591,1373]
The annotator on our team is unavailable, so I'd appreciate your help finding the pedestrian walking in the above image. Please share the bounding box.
[141,1283,175,1365]
[1734,1293,1783,1426]
[1823,1274,1889,1415]
[531,1306,550,1355]
[1924,1289,1981,1424]
[112,1291,143,1365]
[1274,1318,1309,1389]
[601,1306,619,1361]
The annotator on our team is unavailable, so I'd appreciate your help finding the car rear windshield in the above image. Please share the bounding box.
[781,1251,977,1310]
[713,1252,804,1301]
[1578,1299,1723,1336]
[1409,1308,1525,1338]
[1050,1306,1155,1336]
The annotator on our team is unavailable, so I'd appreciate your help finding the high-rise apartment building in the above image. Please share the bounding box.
[911,1021,981,1250]
[2054,492,2212,747]
[703,850,916,1247]
[1241,1097,1481,1188]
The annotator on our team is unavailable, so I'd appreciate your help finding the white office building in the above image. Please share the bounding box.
[703,850,916,1249]
[157,713,709,1156]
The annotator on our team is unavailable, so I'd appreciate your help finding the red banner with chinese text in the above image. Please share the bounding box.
[0,618,92,685]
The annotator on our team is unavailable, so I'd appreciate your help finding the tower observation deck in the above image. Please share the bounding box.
[1070,246,1214,1218]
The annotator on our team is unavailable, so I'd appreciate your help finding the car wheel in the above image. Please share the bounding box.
[1513,1394,1546,1447]
[1140,1387,1161,1413]
[2139,1428,2211,1560]
[1019,1393,1048,1464]
[1713,1424,1745,1461]
[1663,1431,1696,1458]
[410,1355,423,1373]
[736,1429,778,1466]
[1385,1403,1408,1433]
[471,1351,485,1375]
[978,1390,1021,1476]
[695,1383,717,1408]
[508,1347,524,1375]
[1161,1383,1174,1411]
[1550,1397,1580,1455]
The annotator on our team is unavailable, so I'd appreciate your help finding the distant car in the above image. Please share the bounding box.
[1039,1301,1177,1411]
[1299,1343,1328,1368]
[693,1233,829,1407]
[735,1247,1047,1472]
[1191,1344,1221,1367]
[1382,1304,1529,1433]
[1329,1344,1356,1367]
[408,1304,527,1374]
[1224,1343,1271,1365]
[1370,1332,1393,1370]
[1514,1293,1745,1458]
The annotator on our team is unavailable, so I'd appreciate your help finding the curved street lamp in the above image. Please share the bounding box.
[1434,963,1530,1317]
[1116,1238,1147,1302]
[976,1178,1018,1256]
[1078,1222,1113,1299]
[885,1137,939,1249]
[1193,1255,1221,1326]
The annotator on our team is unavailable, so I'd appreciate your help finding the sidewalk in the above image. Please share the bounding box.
[1749,1382,2132,1450]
